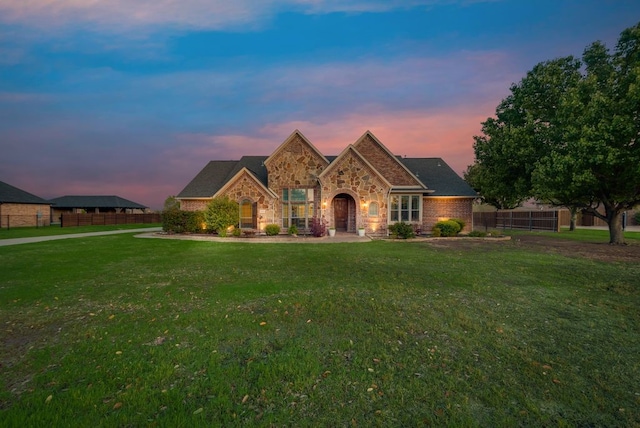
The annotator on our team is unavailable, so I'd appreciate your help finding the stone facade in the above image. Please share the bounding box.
[221,170,277,226]
[0,203,51,228]
[177,130,476,236]
[318,147,391,233]
[264,134,328,227]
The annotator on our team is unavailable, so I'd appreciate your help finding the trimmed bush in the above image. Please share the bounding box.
[204,196,239,234]
[388,222,415,239]
[288,225,298,235]
[232,227,242,237]
[468,230,487,237]
[265,224,281,236]
[451,218,466,231]
[162,210,204,233]
[432,220,461,237]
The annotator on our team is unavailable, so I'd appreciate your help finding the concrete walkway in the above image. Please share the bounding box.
[136,231,373,244]
[0,227,162,247]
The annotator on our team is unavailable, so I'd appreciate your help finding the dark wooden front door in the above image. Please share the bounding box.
[334,198,348,231]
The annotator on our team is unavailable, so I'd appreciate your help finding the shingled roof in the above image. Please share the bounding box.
[49,195,147,209]
[177,156,269,198]
[0,180,50,204]
[400,158,477,197]
[178,156,476,199]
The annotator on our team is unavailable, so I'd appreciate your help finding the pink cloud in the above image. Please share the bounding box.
[0,0,455,32]
[166,101,497,179]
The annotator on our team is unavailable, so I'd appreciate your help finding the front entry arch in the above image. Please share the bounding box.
[333,193,356,232]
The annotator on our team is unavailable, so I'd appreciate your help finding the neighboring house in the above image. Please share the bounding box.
[177,130,477,235]
[0,180,51,228]
[49,195,148,219]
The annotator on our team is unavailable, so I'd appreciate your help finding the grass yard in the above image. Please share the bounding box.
[1,233,639,426]
[0,223,161,240]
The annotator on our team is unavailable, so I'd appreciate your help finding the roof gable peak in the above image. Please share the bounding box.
[264,130,329,167]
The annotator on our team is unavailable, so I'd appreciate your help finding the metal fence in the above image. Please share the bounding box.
[473,210,560,232]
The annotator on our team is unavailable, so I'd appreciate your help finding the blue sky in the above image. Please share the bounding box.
[1,0,639,210]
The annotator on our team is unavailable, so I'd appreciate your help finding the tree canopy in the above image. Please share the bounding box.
[467,22,640,244]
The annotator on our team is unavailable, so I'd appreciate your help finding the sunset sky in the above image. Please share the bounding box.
[1,1,639,210]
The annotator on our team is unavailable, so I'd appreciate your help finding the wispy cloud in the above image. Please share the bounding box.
[0,0,491,32]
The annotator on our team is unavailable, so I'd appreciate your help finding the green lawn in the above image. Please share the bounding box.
[0,223,161,240]
[1,234,638,426]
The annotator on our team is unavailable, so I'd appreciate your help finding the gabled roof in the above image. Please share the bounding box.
[400,158,477,197]
[353,131,427,188]
[213,167,277,199]
[0,180,50,205]
[318,145,392,188]
[264,129,329,168]
[177,156,268,198]
[49,195,147,209]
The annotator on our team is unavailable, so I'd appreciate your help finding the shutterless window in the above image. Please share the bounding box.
[368,202,379,217]
[282,188,314,228]
[240,199,253,228]
[390,195,420,222]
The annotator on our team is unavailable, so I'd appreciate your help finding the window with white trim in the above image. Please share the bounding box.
[390,195,421,222]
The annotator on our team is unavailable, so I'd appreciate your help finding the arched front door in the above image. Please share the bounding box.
[333,193,355,232]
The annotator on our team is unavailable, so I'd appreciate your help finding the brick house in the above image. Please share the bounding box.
[177,130,477,236]
[0,180,51,228]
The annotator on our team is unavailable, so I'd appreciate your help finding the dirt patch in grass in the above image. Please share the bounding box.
[428,234,640,263]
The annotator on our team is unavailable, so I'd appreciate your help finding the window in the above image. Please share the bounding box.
[240,199,255,228]
[390,195,421,222]
[282,188,315,229]
[368,202,379,217]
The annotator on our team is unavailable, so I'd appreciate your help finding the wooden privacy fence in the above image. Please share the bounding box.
[473,210,561,232]
[60,213,161,227]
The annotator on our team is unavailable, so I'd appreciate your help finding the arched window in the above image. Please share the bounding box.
[240,199,255,228]
[368,201,379,217]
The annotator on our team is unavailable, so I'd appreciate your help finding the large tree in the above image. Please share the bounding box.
[469,22,640,244]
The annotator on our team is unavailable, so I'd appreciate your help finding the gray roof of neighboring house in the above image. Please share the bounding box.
[400,158,477,197]
[178,156,477,198]
[0,180,50,204]
[49,195,147,209]
[177,156,269,198]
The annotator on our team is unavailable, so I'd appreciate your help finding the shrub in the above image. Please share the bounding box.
[204,196,239,234]
[310,217,327,237]
[232,227,242,237]
[388,222,415,239]
[288,225,298,235]
[162,210,204,233]
[451,218,466,231]
[265,224,281,236]
[432,220,461,237]
[431,227,441,237]
[468,230,487,237]
[634,211,640,225]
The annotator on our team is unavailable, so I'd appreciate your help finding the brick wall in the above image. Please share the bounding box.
[354,134,419,186]
[0,203,51,228]
[180,199,209,212]
[422,197,473,232]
